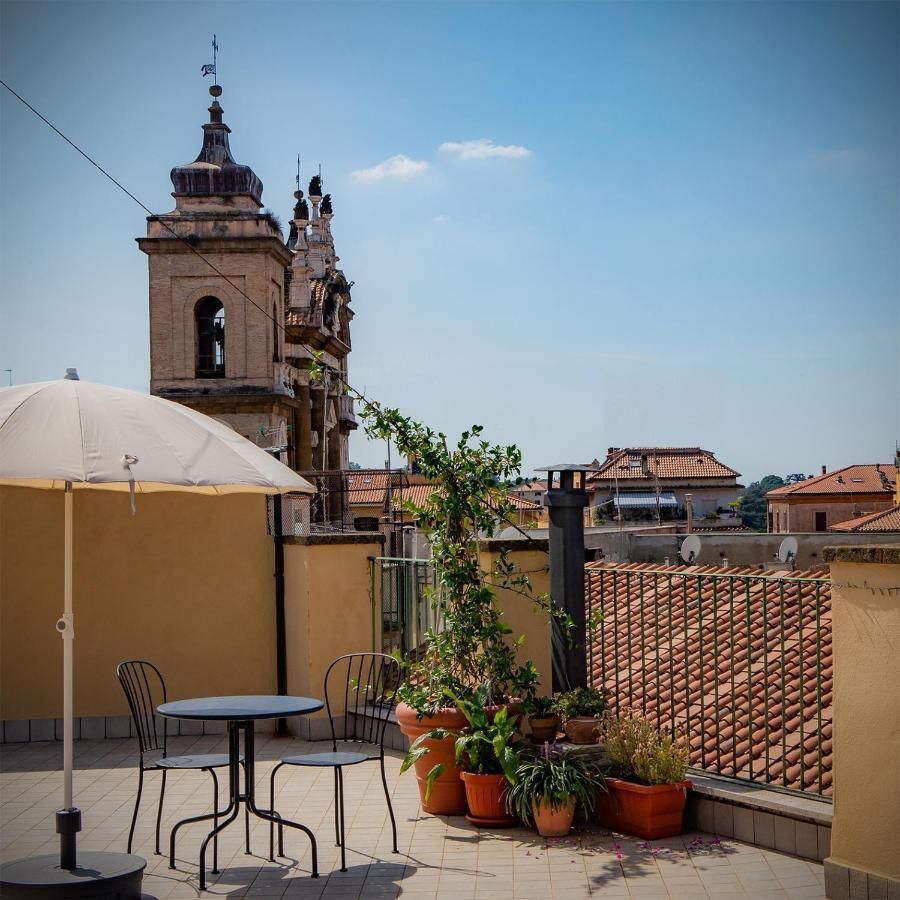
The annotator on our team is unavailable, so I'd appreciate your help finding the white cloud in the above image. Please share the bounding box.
[432,214,450,224]
[439,139,532,160]
[351,154,429,182]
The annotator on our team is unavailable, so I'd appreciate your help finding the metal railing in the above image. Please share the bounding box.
[585,565,832,798]
[369,557,440,658]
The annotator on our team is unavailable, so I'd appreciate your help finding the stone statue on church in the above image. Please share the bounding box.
[322,272,343,335]
[308,175,322,197]
[320,194,333,215]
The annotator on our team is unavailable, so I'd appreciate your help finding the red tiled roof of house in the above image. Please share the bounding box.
[766,465,896,498]
[828,505,900,533]
[510,480,548,494]
[589,448,740,483]
[585,562,832,796]
[392,485,541,511]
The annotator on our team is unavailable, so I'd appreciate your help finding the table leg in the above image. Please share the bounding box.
[197,722,242,890]
[242,722,319,878]
[169,722,239,871]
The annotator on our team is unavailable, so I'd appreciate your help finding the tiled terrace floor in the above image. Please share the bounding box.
[1,734,827,898]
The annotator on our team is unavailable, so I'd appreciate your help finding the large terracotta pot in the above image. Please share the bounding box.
[564,716,602,744]
[397,703,467,815]
[460,772,517,827]
[532,796,575,837]
[594,778,691,839]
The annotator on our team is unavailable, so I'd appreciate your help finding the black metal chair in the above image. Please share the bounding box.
[116,660,248,870]
[269,652,402,871]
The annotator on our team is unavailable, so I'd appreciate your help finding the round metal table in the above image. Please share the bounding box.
[157,695,323,890]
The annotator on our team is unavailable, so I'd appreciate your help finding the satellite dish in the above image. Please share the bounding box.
[680,535,702,564]
[778,536,799,566]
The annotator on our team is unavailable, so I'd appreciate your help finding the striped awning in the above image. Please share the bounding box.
[613,491,677,509]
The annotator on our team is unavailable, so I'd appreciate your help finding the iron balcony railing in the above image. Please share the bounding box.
[369,557,440,658]
[585,565,832,799]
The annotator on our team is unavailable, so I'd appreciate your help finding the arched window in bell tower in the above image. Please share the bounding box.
[196,297,225,377]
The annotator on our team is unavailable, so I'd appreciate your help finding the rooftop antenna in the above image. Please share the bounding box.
[296,154,301,190]
[778,536,799,569]
[3,369,10,386]
[679,534,702,564]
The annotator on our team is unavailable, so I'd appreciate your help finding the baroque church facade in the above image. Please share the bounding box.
[138,84,356,474]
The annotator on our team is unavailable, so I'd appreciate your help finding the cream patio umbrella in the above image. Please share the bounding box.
[0,372,314,898]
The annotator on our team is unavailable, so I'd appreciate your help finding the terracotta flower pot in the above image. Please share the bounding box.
[528,714,561,744]
[531,796,575,837]
[460,772,517,827]
[563,716,602,744]
[397,703,467,815]
[594,778,691,839]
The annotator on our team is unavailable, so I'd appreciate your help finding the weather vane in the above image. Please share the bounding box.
[201,35,218,81]
[296,154,301,190]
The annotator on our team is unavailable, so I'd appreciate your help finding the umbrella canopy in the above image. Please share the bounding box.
[0,379,314,494]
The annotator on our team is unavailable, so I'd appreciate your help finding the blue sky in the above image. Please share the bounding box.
[1,1,897,483]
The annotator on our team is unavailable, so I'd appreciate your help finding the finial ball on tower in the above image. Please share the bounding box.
[209,84,222,98]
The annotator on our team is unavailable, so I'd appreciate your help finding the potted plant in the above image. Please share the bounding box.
[402,685,524,826]
[594,710,691,839]
[506,743,604,837]
[524,693,560,744]
[311,358,557,815]
[553,687,609,744]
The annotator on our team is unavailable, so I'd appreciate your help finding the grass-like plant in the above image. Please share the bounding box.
[505,743,605,826]
[603,709,689,785]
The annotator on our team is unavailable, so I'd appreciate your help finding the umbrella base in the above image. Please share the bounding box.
[0,851,145,899]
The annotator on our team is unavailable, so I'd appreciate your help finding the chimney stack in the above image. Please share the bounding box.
[685,493,694,534]
[822,465,826,475]
[641,453,650,477]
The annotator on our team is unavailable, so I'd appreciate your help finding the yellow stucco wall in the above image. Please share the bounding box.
[829,557,900,881]
[283,540,382,720]
[479,547,552,694]
[0,486,276,720]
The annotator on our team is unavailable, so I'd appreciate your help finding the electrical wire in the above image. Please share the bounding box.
[0,77,287,337]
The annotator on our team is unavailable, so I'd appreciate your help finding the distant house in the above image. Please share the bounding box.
[828,506,900,534]
[766,464,897,533]
[586,447,741,521]
[509,479,548,507]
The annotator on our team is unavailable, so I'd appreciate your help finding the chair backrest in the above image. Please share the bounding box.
[116,660,168,757]
[324,653,403,749]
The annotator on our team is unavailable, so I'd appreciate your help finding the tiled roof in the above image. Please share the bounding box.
[828,504,900,533]
[589,448,740,482]
[346,470,411,507]
[391,485,540,511]
[585,562,832,796]
[766,465,896,498]
[510,480,548,494]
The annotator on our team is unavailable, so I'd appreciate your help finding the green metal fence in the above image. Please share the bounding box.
[585,565,833,799]
[369,557,440,657]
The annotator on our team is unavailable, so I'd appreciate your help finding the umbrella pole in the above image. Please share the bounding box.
[56,481,81,869]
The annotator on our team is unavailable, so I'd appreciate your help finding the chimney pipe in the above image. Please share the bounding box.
[685,493,694,534]
[821,465,826,475]
[641,453,650,477]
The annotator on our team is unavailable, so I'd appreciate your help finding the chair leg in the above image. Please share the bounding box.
[154,769,167,856]
[240,759,250,855]
[380,754,399,853]
[209,769,220,874]
[337,766,347,873]
[333,767,340,846]
[127,767,144,854]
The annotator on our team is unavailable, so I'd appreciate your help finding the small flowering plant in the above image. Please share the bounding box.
[505,742,605,826]
[603,709,689,785]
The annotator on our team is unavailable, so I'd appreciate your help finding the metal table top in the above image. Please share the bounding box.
[157,695,323,721]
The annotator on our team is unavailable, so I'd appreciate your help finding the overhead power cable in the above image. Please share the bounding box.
[0,78,287,337]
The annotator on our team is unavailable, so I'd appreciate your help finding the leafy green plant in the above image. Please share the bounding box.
[552,687,609,720]
[603,710,689,785]
[506,743,605,826]
[524,693,555,717]
[400,683,526,801]
[309,354,567,718]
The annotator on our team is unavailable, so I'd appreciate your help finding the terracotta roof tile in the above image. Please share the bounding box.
[585,562,832,796]
[767,465,896,498]
[589,448,740,483]
[391,485,540,511]
[828,504,900,532]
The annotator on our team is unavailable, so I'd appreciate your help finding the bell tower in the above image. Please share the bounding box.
[138,84,297,451]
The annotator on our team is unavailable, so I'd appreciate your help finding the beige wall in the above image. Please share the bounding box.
[769,496,894,533]
[828,553,900,882]
[479,547,552,695]
[283,539,383,722]
[0,486,276,720]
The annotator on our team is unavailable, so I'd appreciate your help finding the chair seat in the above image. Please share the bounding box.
[156,753,232,770]
[281,751,369,768]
